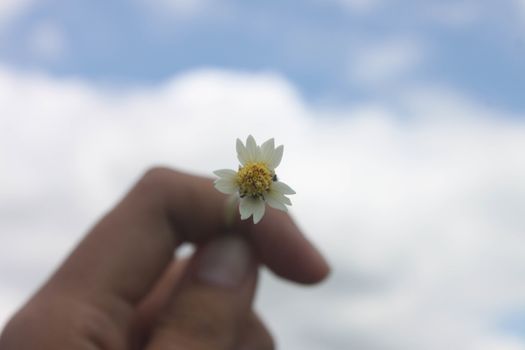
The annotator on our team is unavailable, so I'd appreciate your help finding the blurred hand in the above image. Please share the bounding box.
[0,167,329,350]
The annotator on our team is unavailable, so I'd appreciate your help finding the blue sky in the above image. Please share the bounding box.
[1,0,525,111]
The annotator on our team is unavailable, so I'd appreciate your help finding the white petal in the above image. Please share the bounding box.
[213,169,237,180]
[272,181,295,195]
[260,138,275,164]
[246,135,260,162]
[239,197,256,220]
[214,178,238,194]
[268,145,283,169]
[266,192,288,212]
[252,200,266,224]
[236,138,249,165]
[268,188,292,206]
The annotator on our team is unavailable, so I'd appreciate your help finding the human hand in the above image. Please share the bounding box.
[0,168,330,349]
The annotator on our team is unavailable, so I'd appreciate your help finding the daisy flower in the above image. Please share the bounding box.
[213,135,295,224]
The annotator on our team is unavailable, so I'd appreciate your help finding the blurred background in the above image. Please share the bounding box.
[1,0,525,349]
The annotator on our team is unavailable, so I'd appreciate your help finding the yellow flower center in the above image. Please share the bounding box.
[237,162,273,198]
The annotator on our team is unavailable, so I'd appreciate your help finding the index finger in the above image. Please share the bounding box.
[45,167,329,305]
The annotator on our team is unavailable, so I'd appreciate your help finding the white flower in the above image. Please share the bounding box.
[213,135,296,224]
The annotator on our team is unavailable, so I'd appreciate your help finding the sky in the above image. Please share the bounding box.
[2,0,525,109]
[1,1,525,349]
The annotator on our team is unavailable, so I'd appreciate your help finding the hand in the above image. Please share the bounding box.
[0,167,330,349]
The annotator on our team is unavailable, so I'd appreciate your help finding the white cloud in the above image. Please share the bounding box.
[0,66,525,349]
[348,38,426,85]
[0,0,34,30]
[431,1,481,26]
[137,0,225,19]
[515,0,525,20]
[426,1,481,27]
[27,21,67,61]
[333,0,383,13]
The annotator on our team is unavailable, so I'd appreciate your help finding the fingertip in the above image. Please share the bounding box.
[274,244,331,285]
[294,254,331,285]
[241,208,331,285]
[283,236,331,286]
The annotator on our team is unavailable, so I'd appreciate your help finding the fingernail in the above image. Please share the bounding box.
[196,236,252,288]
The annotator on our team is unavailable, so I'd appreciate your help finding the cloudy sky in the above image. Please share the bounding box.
[1,1,525,349]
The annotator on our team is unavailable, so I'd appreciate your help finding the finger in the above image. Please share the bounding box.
[134,258,274,348]
[46,167,328,305]
[238,313,275,350]
[241,208,330,284]
[146,235,257,350]
[134,258,273,350]
[133,258,189,346]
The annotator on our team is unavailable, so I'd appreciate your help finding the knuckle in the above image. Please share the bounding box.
[72,300,127,350]
[0,299,59,347]
[261,334,276,350]
[0,309,30,347]
[173,312,226,344]
[133,167,181,207]
[243,317,275,350]
[142,166,172,182]
[152,291,235,349]
[137,167,172,194]
[253,329,275,350]
[0,296,127,350]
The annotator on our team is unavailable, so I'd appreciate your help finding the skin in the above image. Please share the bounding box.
[0,167,330,350]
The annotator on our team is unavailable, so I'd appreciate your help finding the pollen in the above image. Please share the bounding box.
[236,162,273,198]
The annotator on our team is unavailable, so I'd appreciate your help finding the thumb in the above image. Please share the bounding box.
[145,235,257,350]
